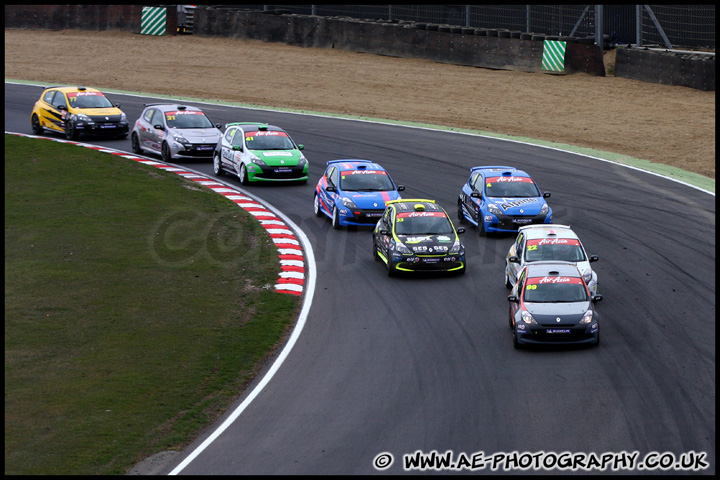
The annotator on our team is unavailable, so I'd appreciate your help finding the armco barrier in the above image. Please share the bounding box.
[615,47,715,91]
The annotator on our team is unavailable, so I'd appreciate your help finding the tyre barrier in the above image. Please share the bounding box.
[7,132,306,296]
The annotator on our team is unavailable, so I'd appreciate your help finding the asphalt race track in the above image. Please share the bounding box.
[5,83,715,475]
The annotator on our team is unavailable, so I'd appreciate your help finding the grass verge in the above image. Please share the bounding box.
[4,134,300,474]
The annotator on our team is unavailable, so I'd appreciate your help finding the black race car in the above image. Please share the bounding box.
[372,199,466,276]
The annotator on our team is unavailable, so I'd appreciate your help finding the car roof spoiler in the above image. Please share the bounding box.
[470,165,516,172]
[518,224,571,232]
[386,198,435,205]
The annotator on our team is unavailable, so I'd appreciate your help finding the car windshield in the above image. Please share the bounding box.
[395,212,454,235]
[245,132,295,150]
[525,241,586,262]
[340,171,395,191]
[67,92,114,109]
[523,280,588,303]
[485,176,541,197]
[165,112,214,129]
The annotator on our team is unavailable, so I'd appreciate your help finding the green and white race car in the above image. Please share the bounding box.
[212,122,309,184]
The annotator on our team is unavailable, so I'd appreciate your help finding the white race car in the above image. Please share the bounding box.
[131,104,222,162]
[505,224,599,295]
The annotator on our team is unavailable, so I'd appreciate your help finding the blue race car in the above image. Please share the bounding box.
[457,166,552,235]
[314,160,405,229]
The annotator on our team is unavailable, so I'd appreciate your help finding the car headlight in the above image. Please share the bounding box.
[249,153,266,166]
[73,113,92,123]
[173,133,189,144]
[582,269,593,284]
[487,203,503,216]
[342,197,358,210]
[579,309,594,325]
[394,241,411,255]
[539,203,549,215]
[449,240,462,254]
[298,156,307,167]
[520,309,537,325]
[120,112,127,123]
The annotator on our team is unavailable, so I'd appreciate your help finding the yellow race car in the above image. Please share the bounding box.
[30,86,129,140]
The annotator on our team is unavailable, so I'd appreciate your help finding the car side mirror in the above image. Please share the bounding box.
[543,192,551,198]
[471,191,481,198]
[297,144,304,150]
[457,227,465,234]
[58,105,67,111]
[115,103,121,108]
[154,124,165,131]
[232,145,243,151]
[589,255,599,262]
[592,295,603,303]
[508,295,519,303]
[326,186,337,192]
[508,256,520,264]
[397,185,405,191]
[380,229,390,236]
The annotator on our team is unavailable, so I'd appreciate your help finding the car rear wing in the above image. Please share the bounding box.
[470,165,516,172]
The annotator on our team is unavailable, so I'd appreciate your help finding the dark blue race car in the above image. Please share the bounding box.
[457,166,553,235]
[314,160,404,229]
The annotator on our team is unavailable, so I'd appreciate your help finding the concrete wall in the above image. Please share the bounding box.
[615,47,715,91]
[4,4,176,35]
[194,8,605,76]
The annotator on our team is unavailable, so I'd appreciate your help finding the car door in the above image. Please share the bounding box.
[323,166,339,213]
[41,90,67,133]
[220,127,238,169]
[508,231,525,283]
[509,268,527,325]
[138,108,161,152]
[378,207,395,255]
[468,172,485,223]
[150,109,170,152]
[460,172,480,222]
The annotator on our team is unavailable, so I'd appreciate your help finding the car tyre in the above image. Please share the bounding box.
[65,121,78,140]
[386,256,397,277]
[457,200,467,224]
[505,270,513,289]
[161,142,172,162]
[372,239,380,261]
[213,153,225,177]
[331,206,341,229]
[313,194,323,217]
[239,163,249,185]
[130,132,142,154]
[513,332,522,349]
[31,114,43,135]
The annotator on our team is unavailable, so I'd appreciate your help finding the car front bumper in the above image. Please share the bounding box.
[484,213,551,233]
[393,254,466,273]
[75,122,129,136]
[248,165,309,181]
[515,324,599,345]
